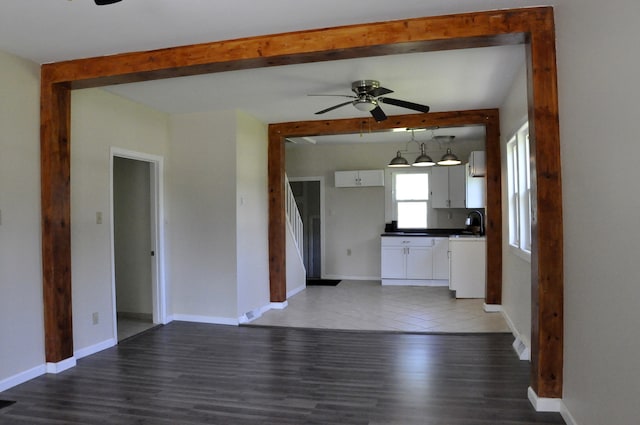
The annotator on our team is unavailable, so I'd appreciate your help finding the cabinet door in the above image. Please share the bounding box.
[448,165,466,208]
[430,167,449,208]
[432,238,449,280]
[358,170,384,187]
[405,246,433,279]
[334,171,357,187]
[466,164,486,208]
[381,246,406,279]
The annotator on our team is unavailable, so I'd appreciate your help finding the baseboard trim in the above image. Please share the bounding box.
[0,364,46,392]
[560,401,578,425]
[172,314,238,326]
[46,356,77,374]
[269,301,288,310]
[501,308,531,361]
[483,303,502,312]
[287,285,306,298]
[381,279,448,287]
[528,387,562,412]
[322,275,379,281]
[75,338,116,360]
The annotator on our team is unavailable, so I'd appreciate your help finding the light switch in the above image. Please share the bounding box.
[96,211,103,224]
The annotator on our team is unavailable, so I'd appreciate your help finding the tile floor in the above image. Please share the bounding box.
[117,317,157,341]
[250,280,511,333]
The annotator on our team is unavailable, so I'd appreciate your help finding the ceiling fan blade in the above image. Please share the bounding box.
[370,106,387,122]
[379,97,430,113]
[315,100,355,115]
[95,0,122,4]
[308,94,356,98]
[368,86,394,97]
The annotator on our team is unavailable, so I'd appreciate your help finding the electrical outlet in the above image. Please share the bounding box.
[96,211,103,224]
[92,312,99,325]
[347,248,352,256]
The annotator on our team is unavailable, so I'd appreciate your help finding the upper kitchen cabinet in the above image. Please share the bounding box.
[431,165,466,208]
[335,169,385,187]
[466,163,486,208]
[468,151,486,177]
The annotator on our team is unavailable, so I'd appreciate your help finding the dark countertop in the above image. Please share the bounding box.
[381,228,477,237]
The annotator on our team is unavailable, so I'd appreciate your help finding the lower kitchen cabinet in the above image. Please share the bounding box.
[381,236,448,286]
[432,238,449,280]
[448,237,486,298]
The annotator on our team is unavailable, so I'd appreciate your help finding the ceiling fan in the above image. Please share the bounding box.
[309,80,430,122]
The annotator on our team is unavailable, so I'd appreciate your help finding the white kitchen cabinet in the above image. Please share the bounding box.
[448,237,486,298]
[381,236,449,285]
[335,169,384,187]
[468,151,486,177]
[431,165,466,208]
[466,163,486,209]
[432,238,449,280]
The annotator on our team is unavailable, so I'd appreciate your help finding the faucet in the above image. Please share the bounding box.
[467,210,484,235]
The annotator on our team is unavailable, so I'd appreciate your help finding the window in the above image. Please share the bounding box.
[507,122,532,258]
[393,172,429,229]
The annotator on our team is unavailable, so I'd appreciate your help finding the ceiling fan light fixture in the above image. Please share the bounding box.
[437,148,462,166]
[388,151,410,167]
[353,98,377,112]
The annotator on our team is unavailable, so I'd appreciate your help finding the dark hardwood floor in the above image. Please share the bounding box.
[0,322,565,424]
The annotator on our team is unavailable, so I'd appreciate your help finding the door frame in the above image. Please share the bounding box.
[109,147,168,341]
[288,176,326,278]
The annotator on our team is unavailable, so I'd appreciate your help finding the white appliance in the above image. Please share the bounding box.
[448,237,486,298]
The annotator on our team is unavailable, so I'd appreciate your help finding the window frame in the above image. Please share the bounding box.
[506,121,532,261]
[389,169,430,230]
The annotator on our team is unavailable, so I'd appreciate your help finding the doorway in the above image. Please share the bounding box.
[110,148,167,341]
[289,178,324,279]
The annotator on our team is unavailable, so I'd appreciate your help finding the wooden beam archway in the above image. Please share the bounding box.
[268,109,502,305]
[40,7,562,399]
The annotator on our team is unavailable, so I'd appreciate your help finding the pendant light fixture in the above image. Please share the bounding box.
[435,136,462,165]
[387,129,435,167]
[413,143,435,167]
[388,151,410,167]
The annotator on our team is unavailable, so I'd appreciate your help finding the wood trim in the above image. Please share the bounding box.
[268,128,287,302]
[40,75,74,362]
[527,13,564,398]
[268,109,502,307]
[41,7,545,89]
[484,115,503,305]
[39,6,561,398]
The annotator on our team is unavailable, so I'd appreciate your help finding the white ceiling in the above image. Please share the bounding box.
[0,0,535,142]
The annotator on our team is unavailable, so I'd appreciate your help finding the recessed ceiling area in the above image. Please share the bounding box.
[286,126,486,146]
[103,45,525,125]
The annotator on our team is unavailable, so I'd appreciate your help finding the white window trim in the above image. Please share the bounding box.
[385,168,432,229]
[507,122,532,263]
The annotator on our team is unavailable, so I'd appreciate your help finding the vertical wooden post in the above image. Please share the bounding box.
[527,14,564,398]
[40,74,74,363]
[268,129,287,302]
[484,115,503,305]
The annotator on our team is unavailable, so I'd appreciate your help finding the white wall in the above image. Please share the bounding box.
[286,139,484,279]
[553,1,640,423]
[235,111,270,316]
[0,50,45,388]
[168,110,239,320]
[499,59,532,350]
[70,88,169,350]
